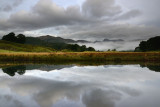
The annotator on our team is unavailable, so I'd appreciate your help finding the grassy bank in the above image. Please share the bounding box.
[0,52,160,62]
[0,40,55,52]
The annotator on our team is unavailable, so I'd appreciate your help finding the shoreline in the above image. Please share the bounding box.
[0,52,160,62]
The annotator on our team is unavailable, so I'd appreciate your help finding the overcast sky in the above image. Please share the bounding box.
[0,0,160,50]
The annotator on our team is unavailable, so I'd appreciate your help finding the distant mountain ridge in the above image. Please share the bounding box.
[103,38,124,42]
[37,35,124,43]
[94,39,124,43]
[37,35,89,43]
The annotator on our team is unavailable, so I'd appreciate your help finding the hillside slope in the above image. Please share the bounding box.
[0,40,55,52]
[25,37,69,50]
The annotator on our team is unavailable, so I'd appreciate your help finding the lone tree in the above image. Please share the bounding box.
[80,45,86,52]
[87,47,95,51]
[17,34,26,44]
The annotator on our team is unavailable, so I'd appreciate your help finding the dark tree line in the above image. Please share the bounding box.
[2,32,26,44]
[66,44,95,52]
[135,36,160,52]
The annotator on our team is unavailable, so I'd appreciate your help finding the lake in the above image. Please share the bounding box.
[0,63,160,107]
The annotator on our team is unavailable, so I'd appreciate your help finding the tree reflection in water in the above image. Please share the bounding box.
[2,65,26,76]
[1,62,160,77]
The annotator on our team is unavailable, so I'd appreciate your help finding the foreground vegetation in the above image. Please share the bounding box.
[0,52,160,62]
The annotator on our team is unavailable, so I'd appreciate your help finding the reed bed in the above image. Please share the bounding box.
[0,52,160,62]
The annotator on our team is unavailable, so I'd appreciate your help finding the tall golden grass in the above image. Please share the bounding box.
[0,52,160,62]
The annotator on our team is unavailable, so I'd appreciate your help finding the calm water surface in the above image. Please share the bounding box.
[0,64,160,107]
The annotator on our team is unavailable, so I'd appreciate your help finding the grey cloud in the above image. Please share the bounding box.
[0,95,24,107]
[0,0,139,32]
[82,89,122,107]
[13,0,23,6]
[0,0,23,12]
[82,86,140,107]
[0,0,90,31]
[82,0,121,18]
[114,10,141,20]
[59,24,160,41]
[2,5,12,12]
[118,0,160,27]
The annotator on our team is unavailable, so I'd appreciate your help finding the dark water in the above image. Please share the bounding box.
[0,63,160,107]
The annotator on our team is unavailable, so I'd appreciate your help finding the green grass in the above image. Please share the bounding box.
[0,49,16,53]
[0,40,55,52]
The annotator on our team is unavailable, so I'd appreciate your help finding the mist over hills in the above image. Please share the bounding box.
[36,35,124,44]
[3,32,160,52]
[23,35,128,51]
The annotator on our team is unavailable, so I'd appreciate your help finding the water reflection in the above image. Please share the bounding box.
[2,65,26,76]
[0,64,160,107]
[1,65,74,76]
[140,64,160,72]
[1,63,160,77]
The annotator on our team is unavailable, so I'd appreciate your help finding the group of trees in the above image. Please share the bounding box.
[107,49,117,51]
[2,32,26,44]
[66,44,95,52]
[135,36,160,52]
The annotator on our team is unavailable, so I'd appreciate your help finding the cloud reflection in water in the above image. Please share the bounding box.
[0,65,160,107]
